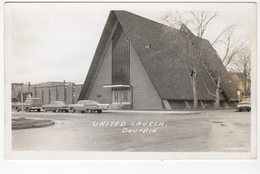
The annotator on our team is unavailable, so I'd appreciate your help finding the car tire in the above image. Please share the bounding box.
[70,108,75,113]
[97,110,102,113]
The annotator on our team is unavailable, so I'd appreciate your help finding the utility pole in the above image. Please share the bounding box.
[64,80,67,104]
[20,84,24,114]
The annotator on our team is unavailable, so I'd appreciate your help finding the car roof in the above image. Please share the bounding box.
[79,100,95,102]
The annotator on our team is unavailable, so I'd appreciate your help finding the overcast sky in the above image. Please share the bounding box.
[5,3,256,84]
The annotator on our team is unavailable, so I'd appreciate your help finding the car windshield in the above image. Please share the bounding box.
[78,101,85,104]
[241,98,251,103]
[88,100,99,104]
[78,100,99,105]
[25,98,41,104]
[51,101,65,105]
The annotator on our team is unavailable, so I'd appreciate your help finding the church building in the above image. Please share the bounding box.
[78,11,238,110]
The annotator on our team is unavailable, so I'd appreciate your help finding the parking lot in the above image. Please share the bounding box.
[12,110,251,152]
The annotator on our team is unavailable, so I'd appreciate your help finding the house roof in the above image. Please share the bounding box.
[79,10,238,101]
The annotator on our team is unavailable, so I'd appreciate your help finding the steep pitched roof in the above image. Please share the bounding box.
[79,10,238,101]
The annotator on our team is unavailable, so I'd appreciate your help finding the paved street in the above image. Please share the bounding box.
[12,110,250,152]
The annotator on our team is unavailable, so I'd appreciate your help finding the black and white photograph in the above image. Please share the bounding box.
[3,1,257,160]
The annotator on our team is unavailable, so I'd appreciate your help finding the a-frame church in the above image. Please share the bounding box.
[78,11,238,110]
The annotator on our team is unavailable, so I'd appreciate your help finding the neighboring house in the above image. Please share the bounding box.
[229,72,251,97]
[78,10,239,110]
[11,83,32,102]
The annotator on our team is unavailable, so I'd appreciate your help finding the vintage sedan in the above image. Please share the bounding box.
[68,100,109,113]
[12,102,21,111]
[42,101,69,112]
[237,97,251,112]
[15,98,43,112]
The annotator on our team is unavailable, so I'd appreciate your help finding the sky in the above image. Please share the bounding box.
[5,2,256,84]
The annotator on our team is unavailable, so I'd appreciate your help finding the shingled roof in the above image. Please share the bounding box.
[79,10,238,101]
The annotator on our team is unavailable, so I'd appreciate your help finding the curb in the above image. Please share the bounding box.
[12,118,55,130]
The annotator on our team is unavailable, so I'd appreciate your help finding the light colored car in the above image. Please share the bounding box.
[68,100,109,113]
[15,98,43,112]
[42,101,69,112]
[237,97,251,112]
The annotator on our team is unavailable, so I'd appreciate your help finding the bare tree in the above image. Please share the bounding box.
[190,11,217,37]
[162,11,217,37]
[162,11,217,109]
[162,11,192,29]
[162,11,246,109]
[205,24,245,108]
[230,46,251,96]
[161,24,204,110]
[211,24,238,46]
[162,12,218,109]
[179,25,209,109]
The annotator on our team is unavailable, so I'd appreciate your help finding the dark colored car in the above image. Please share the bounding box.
[15,98,43,112]
[237,97,251,112]
[42,101,69,112]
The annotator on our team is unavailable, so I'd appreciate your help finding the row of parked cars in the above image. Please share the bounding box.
[12,98,109,113]
[12,97,251,113]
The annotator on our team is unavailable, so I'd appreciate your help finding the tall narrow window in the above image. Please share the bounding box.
[115,91,118,102]
[124,90,128,102]
[112,24,130,85]
[56,87,59,101]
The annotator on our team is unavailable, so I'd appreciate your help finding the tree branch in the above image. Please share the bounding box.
[202,80,216,97]
[211,24,237,46]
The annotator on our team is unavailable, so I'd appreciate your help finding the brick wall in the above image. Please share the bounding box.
[33,84,83,104]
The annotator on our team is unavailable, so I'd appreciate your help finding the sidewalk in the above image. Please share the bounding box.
[11,109,235,116]
[105,109,203,115]
[105,108,236,114]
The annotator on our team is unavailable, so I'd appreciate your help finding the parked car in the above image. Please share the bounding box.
[42,101,69,112]
[237,97,251,112]
[15,98,43,112]
[68,100,109,113]
[12,102,21,110]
